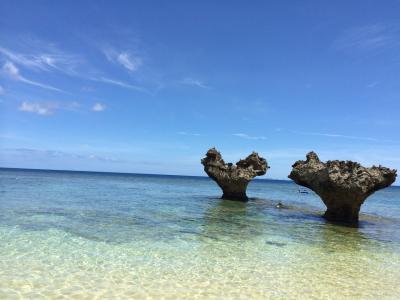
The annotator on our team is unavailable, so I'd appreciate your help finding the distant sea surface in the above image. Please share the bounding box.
[0,168,399,299]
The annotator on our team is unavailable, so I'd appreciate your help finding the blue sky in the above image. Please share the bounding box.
[0,1,399,182]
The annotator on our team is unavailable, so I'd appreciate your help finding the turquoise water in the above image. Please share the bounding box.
[0,168,399,299]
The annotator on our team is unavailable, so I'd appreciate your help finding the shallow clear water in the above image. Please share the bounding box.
[0,168,399,299]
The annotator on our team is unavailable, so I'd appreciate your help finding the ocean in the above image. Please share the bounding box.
[0,168,399,299]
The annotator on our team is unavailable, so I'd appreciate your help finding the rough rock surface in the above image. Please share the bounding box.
[289,151,397,223]
[201,148,268,201]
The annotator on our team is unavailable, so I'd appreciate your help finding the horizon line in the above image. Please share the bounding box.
[0,166,291,182]
[1,166,398,187]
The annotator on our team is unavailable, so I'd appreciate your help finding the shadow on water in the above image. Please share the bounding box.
[199,199,256,242]
[197,196,400,252]
[11,208,176,244]
[281,199,400,248]
[5,193,400,250]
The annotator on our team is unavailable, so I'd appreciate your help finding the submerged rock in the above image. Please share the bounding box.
[289,152,397,223]
[201,148,268,201]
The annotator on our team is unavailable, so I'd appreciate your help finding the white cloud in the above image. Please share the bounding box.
[0,44,153,94]
[117,52,142,72]
[0,46,82,74]
[177,131,203,136]
[94,77,146,92]
[232,133,267,140]
[81,86,95,92]
[181,77,209,89]
[1,147,124,163]
[3,61,19,78]
[2,61,63,92]
[367,81,379,88]
[0,46,49,70]
[332,24,399,52]
[18,100,80,116]
[104,49,142,72]
[92,103,106,112]
[18,102,56,115]
[291,130,398,143]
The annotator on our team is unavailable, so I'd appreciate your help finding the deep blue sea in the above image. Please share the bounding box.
[0,168,399,299]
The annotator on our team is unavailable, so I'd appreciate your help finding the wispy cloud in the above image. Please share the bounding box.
[332,24,400,52]
[232,133,267,140]
[2,61,64,92]
[0,85,4,95]
[92,103,106,112]
[292,130,398,143]
[1,148,124,163]
[0,43,156,94]
[0,46,82,75]
[0,132,32,142]
[116,52,142,72]
[0,46,54,71]
[177,131,203,137]
[94,77,147,92]
[181,77,210,89]
[104,49,142,72]
[19,102,56,115]
[367,81,379,88]
[0,44,144,92]
[18,101,80,116]
[0,43,147,93]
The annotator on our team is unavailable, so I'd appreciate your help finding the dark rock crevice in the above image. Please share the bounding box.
[289,151,397,223]
[201,148,269,201]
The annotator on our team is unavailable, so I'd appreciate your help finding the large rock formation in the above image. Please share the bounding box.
[201,148,268,201]
[289,152,397,223]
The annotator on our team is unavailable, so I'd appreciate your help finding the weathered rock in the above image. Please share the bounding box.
[289,151,397,223]
[201,147,268,201]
